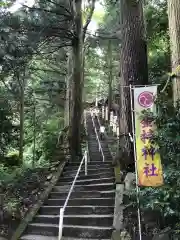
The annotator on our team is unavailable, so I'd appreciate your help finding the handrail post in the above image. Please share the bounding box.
[87,144,90,162]
[58,208,64,240]
[85,151,88,176]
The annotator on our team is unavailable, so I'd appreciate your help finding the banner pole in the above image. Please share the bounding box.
[129,84,142,240]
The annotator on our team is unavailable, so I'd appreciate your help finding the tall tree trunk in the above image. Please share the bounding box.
[32,103,36,167]
[108,40,113,121]
[81,45,86,123]
[65,49,73,127]
[70,0,83,160]
[82,42,90,104]
[18,72,25,163]
[167,0,180,103]
[119,0,148,169]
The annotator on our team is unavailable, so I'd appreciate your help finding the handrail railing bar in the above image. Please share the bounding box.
[63,152,86,209]
[58,208,64,240]
[96,108,113,163]
[84,110,90,162]
[58,150,87,240]
[85,152,88,175]
[91,110,105,162]
[94,109,106,162]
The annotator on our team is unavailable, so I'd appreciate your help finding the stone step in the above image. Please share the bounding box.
[89,161,112,164]
[67,161,112,166]
[88,142,99,146]
[63,224,112,238]
[25,223,57,236]
[64,164,113,172]
[50,190,115,199]
[45,198,114,206]
[101,151,111,154]
[21,235,57,240]
[53,183,115,192]
[66,161,112,167]
[34,214,113,227]
[63,167,113,175]
[89,151,110,156]
[88,143,100,146]
[89,155,111,160]
[89,151,111,155]
[25,223,112,238]
[61,170,114,178]
[39,206,114,215]
[89,156,103,161]
[88,153,102,157]
[21,235,110,240]
[59,172,114,181]
[87,143,99,146]
[58,177,115,186]
[89,157,111,162]
[62,238,110,240]
[89,146,110,152]
[89,152,111,156]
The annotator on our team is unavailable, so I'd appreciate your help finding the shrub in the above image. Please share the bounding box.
[4,151,22,167]
[138,96,180,232]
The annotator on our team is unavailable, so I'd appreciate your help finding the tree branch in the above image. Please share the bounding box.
[45,0,72,15]
[23,5,72,19]
[34,43,72,56]
[29,67,66,75]
[86,31,120,40]
[83,0,96,41]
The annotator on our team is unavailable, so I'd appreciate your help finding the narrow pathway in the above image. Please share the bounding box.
[20,111,115,240]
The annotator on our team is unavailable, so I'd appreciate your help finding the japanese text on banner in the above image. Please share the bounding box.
[133,86,163,187]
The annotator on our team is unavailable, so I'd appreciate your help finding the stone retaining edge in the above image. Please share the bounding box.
[11,160,67,240]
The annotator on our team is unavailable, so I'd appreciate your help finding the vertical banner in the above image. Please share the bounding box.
[133,86,163,187]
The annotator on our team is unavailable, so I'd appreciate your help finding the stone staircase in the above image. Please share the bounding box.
[20,111,115,240]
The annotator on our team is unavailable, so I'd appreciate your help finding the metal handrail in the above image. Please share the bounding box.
[95,109,116,163]
[96,111,102,131]
[58,150,88,239]
[90,110,105,162]
[84,110,90,162]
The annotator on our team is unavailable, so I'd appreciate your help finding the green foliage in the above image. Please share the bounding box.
[4,151,21,167]
[145,0,168,41]
[0,164,11,182]
[139,92,180,231]
[145,0,170,83]
[4,197,21,219]
[0,0,69,168]
[42,130,59,161]
[0,163,24,183]
[0,90,16,157]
